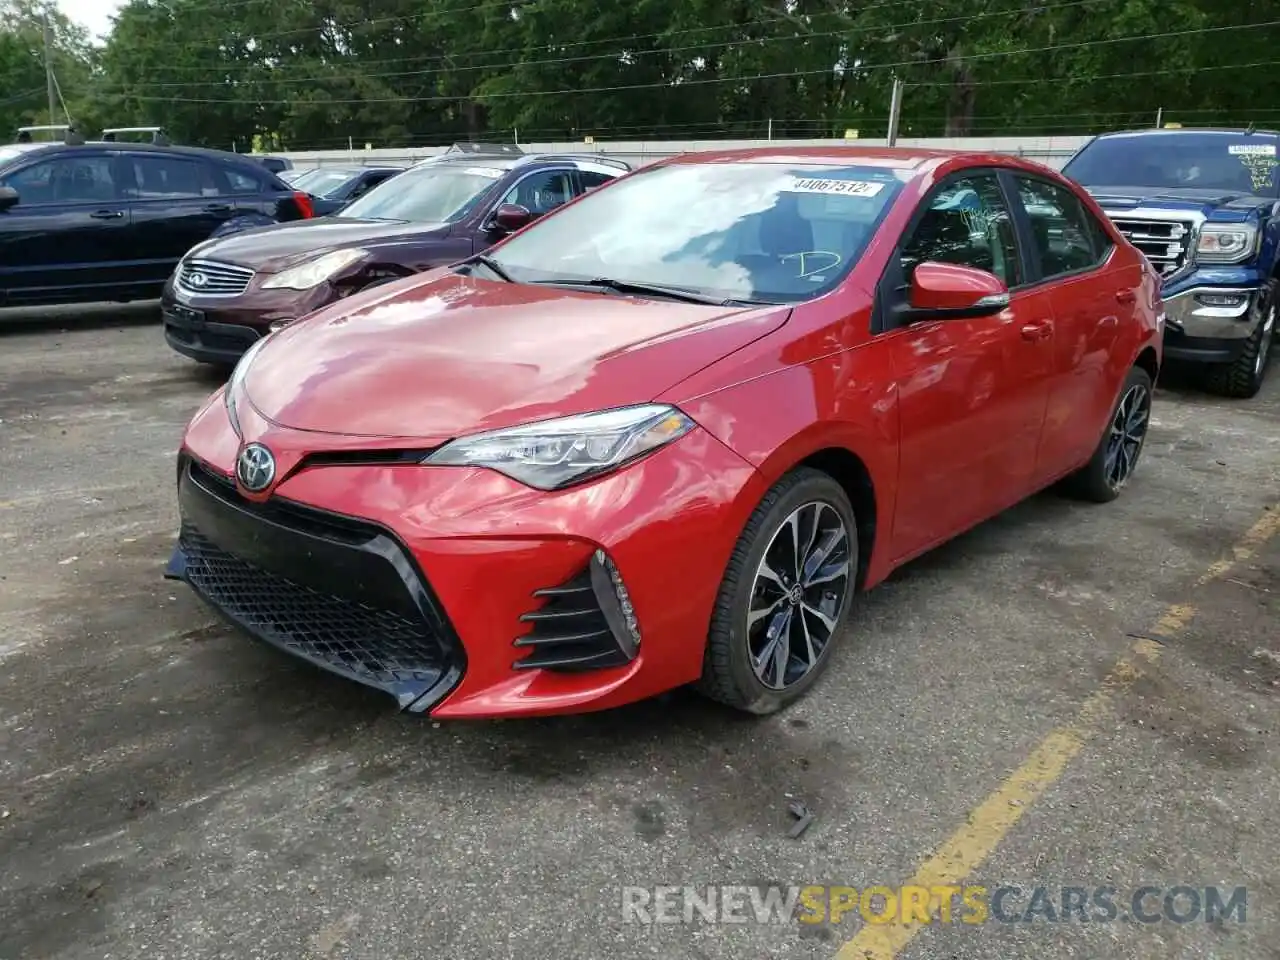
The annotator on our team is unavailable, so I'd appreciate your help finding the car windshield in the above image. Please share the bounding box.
[485,161,907,304]
[1064,133,1280,195]
[294,169,359,197]
[337,165,504,222]
[0,145,38,165]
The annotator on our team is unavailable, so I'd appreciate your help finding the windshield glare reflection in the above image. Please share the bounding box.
[339,167,502,223]
[487,161,907,304]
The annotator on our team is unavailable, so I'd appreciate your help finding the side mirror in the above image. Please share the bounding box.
[0,186,18,212]
[906,261,1009,319]
[491,202,532,232]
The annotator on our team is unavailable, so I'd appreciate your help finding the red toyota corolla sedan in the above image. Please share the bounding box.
[165,146,1163,719]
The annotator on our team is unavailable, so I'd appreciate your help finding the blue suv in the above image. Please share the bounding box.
[1063,128,1278,397]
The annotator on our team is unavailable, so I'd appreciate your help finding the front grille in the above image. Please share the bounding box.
[177,259,255,296]
[1107,216,1195,277]
[514,567,633,671]
[175,458,463,710]
[182,526,446,686]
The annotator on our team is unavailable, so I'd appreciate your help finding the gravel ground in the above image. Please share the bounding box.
[1,304,1277,960]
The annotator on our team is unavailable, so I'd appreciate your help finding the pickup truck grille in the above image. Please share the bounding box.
[1105,216,1195,277]
[177,259,255,296]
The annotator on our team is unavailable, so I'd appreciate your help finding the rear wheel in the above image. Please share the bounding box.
[1204,289,1275,399]
[1063,366,1154,503]
[698,468,858,714]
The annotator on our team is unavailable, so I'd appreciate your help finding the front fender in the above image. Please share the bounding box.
[674,346,899,588]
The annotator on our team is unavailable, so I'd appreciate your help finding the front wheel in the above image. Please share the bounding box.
[1063,365,1154,503]
[1204,291,1275,399]
[698,468,858,714]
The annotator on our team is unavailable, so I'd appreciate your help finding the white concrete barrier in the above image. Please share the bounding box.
[268,134,1093,171]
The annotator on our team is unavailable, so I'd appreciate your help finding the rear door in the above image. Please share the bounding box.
[881,172,1056,561]
[1006,172,1134,483]
[0,149,131,303]
[122,151,243,284]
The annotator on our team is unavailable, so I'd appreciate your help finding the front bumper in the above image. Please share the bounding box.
[1161,284,1263,363]
[167,399,766,718]
[161,277,334,365]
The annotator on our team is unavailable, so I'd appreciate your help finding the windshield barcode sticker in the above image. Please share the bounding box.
[1228,144,1276,156]
[788,178,886,197]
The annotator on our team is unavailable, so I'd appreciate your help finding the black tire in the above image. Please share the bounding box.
[1204,285,1275,399]
[1063,365,1154,503]
[697,467,858,714]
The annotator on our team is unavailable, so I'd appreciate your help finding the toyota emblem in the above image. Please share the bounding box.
[236,443,276,492]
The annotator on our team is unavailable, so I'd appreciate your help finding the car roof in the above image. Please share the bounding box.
[660,145,972,169]
[0,140,272,167]
[1091,127,1280,141]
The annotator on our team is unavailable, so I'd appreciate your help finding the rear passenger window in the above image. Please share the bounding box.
[129,155,209,198]
[1015,177,1112,279]
[215,167,264,195]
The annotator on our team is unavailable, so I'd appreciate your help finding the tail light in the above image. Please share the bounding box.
[292,191,314,219]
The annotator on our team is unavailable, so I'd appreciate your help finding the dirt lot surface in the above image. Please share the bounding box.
[1,305,1278,960]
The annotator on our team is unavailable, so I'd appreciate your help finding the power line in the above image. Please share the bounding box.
[116,20,1280,105]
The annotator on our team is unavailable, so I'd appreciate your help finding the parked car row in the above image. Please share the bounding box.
[163,143,1168,719]
[160,150,629,365]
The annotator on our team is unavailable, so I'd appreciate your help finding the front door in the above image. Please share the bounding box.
[883,173,1056,562]
[0,150,131,304]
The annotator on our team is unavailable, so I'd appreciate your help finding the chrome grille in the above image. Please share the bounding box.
[177,259,254,296]
[1106,216,1196,277]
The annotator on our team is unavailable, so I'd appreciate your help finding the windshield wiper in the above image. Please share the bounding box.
[459,254,515,283]
[533,276,740,305]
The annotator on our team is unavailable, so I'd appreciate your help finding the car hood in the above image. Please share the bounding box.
[189,217,451,272]
[1082,185,1272,220]
[243,271,790,440]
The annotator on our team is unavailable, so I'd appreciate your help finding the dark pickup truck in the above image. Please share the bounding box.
[1062,128,1279,397]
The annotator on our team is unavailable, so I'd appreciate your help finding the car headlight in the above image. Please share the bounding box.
[261,248,369,290]
[1195,224,1257,263]
[224,335,270,436]
[424,404,697,490]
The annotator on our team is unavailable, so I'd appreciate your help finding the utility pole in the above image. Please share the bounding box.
[43,12,58,125]
[886,77,904,146]
[1155,107,1163,129]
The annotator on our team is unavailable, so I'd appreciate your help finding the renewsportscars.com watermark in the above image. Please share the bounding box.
[620,884,1248,926]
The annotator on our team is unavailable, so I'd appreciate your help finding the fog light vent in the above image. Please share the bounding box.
[512,551,640,671]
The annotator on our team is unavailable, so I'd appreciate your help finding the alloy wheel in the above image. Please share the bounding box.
[746,501,852,690]
[1104,383,1151,489]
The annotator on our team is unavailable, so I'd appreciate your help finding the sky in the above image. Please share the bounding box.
[58,0,122,40]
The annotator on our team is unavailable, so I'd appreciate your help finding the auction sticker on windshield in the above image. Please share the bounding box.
[1228,144,1276,155]
[787,177,887,197]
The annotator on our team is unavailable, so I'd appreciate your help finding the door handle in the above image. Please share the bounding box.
[1020,319,1052,341]
[1115,289,1136,304]
[203,203,233,215]
[89,209,123,219]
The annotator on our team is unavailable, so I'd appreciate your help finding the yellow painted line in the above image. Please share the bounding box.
[1196,506,1280,585]
[833,508,1278,960]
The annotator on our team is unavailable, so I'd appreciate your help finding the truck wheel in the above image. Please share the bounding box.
[697,468,857,715]
[1204,286,1275,399]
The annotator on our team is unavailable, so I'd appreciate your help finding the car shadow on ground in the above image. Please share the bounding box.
[0,301,164,334]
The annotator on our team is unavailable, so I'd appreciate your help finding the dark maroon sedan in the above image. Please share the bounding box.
[161,151,626,366]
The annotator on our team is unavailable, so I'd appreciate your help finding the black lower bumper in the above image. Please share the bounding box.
[167,458,465,711]
[1163,327,1249,364]
[163,302,261,366]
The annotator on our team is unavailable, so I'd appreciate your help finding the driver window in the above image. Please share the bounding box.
[3,155,117,204]
[900,175,1020,287]
[500,170,574,217]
